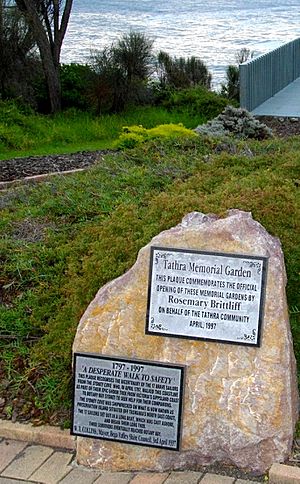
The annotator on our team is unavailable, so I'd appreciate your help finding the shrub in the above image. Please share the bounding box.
[194,105,273,140]
[163,86,229,120]
[113,31,154,83]
[89,47,126,114]
[221,48,254,102]
[157,51,212,90]
[89,32,154,113]
[220,65,240,102]
[116,123,197,149]
[60,63,93,111]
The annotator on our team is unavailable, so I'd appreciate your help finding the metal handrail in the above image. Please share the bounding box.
[239,38,300,111]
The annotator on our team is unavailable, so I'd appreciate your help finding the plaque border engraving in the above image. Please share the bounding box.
[71,352,185,451]
[146,246,268,347]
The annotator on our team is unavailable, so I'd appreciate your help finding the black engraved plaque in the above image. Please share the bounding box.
[72,353,185,451]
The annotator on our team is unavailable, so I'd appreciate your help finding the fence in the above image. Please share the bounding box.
[239,38,300,111]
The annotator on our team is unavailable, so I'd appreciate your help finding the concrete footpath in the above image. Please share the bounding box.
[0,422,300,484]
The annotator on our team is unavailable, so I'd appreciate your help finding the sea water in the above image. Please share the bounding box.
[62,0,300,86]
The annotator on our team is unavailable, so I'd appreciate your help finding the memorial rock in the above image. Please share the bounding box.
[72,209,298,474]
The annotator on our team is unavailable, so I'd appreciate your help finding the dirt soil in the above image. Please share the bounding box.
[257,115,300,137]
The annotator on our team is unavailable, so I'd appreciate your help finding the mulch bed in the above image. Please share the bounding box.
[0,149,114,183]
[0,117,299,184]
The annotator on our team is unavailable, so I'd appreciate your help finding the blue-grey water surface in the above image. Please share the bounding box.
[62,0,300,86]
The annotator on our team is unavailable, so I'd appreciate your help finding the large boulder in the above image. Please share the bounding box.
[73,210,298,474]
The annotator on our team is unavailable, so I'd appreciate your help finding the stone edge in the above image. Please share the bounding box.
[0,168,86,190]
[269,463,300,483]
[0,421,76,451]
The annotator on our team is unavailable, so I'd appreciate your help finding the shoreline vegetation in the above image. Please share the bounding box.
[0,30,239,160]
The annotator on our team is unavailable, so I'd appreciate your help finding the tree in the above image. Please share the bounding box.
[235,47,253,65]
[89,47,126,114]
[15,0,73,112]
[0,0,38,101]
[113,31,154,85]
[220,64,240,101]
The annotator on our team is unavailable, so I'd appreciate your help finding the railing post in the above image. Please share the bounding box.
[239,63,248,109]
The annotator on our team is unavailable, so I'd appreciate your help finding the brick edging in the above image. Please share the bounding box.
[0,420,76,450]
[1,421,299,482]
[269,462,300,483]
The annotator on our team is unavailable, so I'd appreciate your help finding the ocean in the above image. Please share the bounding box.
[61,0,300,87]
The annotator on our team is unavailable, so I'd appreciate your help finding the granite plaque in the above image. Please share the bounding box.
[72,353,185,450]
[146,246,267,346]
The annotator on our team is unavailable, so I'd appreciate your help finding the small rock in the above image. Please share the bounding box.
[0,398,5,407]
[1,379,10,389]
[11,409,18,423]
[290,117,299,123]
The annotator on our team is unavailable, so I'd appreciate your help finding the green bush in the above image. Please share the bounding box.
[221,48,254,103]
[0,100,41,149]
[220,65,240,102]
[157,51,212,89]
[113,31,154,83]
[163,86,229,119]
[0,99,34,125]
[60,63,93,110]
[89,31,154,113]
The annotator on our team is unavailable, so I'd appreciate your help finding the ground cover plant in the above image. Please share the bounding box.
[116,123,197,149]
[0,134,299,426]
[0,98,218,160]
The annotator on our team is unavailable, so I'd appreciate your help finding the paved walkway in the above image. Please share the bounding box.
[0,438,260,484]
[252,76,300,117]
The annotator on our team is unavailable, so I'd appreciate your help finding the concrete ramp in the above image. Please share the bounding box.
[252,77,300,117]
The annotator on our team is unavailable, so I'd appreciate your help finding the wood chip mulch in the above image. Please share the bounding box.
[0,149,114,183]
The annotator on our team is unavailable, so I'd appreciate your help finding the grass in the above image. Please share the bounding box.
[0,133,299,426]
[0,104,207,160]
